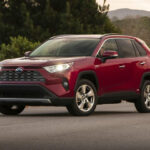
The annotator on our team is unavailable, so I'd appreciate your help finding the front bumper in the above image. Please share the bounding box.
[0,97,74,106]
[0,67,76,97]
[0,84,74,106]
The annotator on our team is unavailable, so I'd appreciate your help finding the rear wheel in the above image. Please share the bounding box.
[0,105,25,115]
[135,80,150,113]
[66,79,97,116]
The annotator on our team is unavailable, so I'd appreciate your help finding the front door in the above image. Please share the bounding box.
[96,38,137,96]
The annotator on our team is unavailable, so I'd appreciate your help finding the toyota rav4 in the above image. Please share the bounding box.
[0,34,150,116]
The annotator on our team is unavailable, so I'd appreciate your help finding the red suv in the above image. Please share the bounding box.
[0,34,150,116]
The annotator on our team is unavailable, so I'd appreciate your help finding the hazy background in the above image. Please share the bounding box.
[97,0,150,11]
[105,0,150,46]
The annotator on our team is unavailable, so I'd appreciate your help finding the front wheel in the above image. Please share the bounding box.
[0,105,25,115]
[66,79,97,116]
[135,80,150,113]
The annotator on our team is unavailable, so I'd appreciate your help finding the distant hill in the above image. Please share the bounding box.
[113,16,150,46]
[108,8,150,20]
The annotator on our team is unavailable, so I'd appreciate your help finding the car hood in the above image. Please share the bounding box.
[0,57,89,67]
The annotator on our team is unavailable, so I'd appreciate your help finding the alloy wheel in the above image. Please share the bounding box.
[76,84,95,112]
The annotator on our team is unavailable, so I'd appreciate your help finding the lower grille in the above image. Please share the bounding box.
[0,84,53,98]
[0,70,45,82]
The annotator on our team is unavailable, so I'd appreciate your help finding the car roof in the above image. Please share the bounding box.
[50,34,137,39]
[50,34,103,39]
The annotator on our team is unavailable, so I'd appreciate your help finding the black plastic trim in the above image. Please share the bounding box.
[98,91,139,104]
[0,84,74,106]
[75,70,99,91]
[140,72,150,89]
[0,97,74,106]
[0,98,51,106]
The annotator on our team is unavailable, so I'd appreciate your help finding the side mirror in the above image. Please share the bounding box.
[102,50,118,58]
[101,50,118,62]
[24,51,31,57]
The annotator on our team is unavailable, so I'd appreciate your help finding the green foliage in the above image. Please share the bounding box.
[0,0,119,45]
[0,36,40,60]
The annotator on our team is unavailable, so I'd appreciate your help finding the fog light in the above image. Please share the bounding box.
[62,78,69,91]
[64,81,68,86]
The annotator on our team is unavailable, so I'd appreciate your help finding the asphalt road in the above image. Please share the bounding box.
[0,102,150,150]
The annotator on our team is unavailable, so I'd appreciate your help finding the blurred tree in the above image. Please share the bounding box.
[98,0,110,14]
[0,0,119,45]
[57,2,84,34]
[0,36,40,60]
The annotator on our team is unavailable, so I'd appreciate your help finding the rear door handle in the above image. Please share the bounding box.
[119,65,126,69]
[140,61,146,65]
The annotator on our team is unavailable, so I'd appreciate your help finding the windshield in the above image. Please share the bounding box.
[30,38,100,57]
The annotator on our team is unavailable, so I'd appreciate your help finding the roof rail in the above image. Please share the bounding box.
[50,34,74,39]
[102,33,120,36]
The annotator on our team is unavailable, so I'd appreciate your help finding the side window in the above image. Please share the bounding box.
[131,40,140,57]
[100,39,118,55]
[134,41,147,56]
[116,39,136,58]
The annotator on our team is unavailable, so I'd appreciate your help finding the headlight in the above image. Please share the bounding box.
[43,62,73,73]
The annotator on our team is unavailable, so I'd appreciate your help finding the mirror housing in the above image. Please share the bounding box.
[102,50,118,58]
[101,50,118,62]
[24,51,31,57]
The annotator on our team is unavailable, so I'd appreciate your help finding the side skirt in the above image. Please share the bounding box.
[98,91,139,104]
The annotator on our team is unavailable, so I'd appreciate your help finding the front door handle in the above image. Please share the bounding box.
[119,65,126,69]
[140,61,146,65]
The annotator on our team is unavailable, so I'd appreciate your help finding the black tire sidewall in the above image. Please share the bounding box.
[0,105,25,115]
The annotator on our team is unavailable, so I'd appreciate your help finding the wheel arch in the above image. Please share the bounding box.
[140,72,150,89]
[75,70,99,91]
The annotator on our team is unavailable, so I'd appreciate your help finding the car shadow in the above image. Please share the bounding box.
[93,111,138,116]
[0,110,140,117]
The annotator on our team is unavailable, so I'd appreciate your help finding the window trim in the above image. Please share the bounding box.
[131,40,141,57]
[133,40,147,57]
[99,39,119,56]
[96,38,142,59]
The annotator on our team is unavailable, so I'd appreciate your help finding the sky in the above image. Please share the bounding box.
[96,0,150,11]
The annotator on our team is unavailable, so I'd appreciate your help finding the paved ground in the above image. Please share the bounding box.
[0,102,150,150]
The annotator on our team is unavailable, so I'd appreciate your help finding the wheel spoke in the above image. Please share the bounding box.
[76,92,82,99]
[145,99,149,105]
[78,101,85,110]
[147,85,150,93]
[82,85,87,94]
[86,90,94,97]
[144,91,148,98]
[87,100,93,108]
[145,98,150,106]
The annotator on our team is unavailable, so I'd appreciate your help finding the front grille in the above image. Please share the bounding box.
[0,70,45,82]
[2,66,41,69]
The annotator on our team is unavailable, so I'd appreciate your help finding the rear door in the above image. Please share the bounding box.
[115,39,138,91]
[130,39,148,90]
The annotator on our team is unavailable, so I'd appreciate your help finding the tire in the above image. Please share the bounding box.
[66,79,97,116]
[135,80,150,113]
[0,105,25,115]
